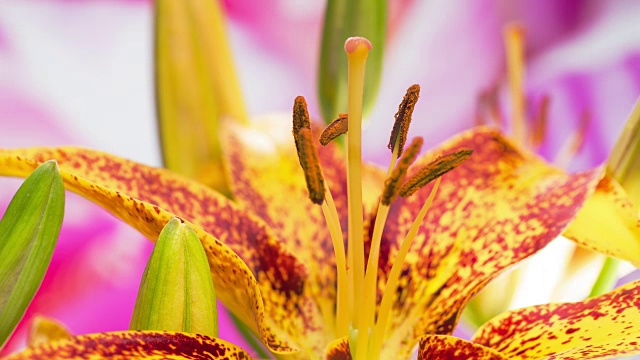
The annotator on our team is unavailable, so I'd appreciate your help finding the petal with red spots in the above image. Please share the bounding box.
[0,147,320,355]
[472,280,640,359]
[369,127,603,357]
[417,335,508,360]
[5,331,250,359]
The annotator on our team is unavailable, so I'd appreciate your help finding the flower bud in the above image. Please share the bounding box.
[130,218,218,337]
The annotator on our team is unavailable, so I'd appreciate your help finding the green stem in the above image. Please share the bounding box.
[229,311,272,359]
[589,257,621,297]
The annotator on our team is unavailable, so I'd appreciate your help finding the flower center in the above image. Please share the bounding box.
[292,37,471,359]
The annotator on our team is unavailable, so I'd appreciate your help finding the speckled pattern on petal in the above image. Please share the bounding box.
[0,147,315,355]
[6,331,249,359]
[417,335,508,360]
[372,127,603,358]
[472,279,640,359]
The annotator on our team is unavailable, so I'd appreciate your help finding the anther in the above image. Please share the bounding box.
[381,137,423,205]
[320,113,348,146]
[399,148,473,197]
[293,96,311,148]
[296,128,326,205]
[389,84,420,156]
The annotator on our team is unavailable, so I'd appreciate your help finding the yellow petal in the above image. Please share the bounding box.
[156,0,247,192]
[564,175,640,266]
[371,127,603,357]
[472,279,640,359]
[0,147,320,355]
[8,331,249,359]
[417,335,508,360]
[324,336,350,360]
[27,316,71,347]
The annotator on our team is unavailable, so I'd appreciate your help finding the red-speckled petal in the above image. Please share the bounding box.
[221,116,385,339]
[472,280,640,359]
[6,331,250,359]
[324,337,351,360]
[0,148,320,355]
[371,127,603,358]
[417,335,508,360]
[564,175,640,266]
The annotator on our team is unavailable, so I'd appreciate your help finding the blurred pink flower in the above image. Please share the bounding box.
[223,1,640,170]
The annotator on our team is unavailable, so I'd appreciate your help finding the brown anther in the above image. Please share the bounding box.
[293,96,312,166]
[400,148,473,197]
[320,113,348,146]
[293,96,311,151]
[381,137,423,205]
[389,84,420,156]
[296,128,325,205]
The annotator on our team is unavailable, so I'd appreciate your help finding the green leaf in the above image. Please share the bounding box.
[130,218,218,337]
[318,0,387,123]
[0,160,65,348]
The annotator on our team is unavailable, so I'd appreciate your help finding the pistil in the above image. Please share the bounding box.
[344,38,371,357]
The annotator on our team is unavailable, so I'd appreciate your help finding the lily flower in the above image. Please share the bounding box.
[3,29,640,357]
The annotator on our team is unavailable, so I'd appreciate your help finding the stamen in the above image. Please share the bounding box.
[400,149,473,197]
[321,189,349,338]
[369,177,441,358]
[504,23,527,145]
[296,128,325,205]
[388,84,420,156]
[381,137,424,205]
[475,85,503,127]
[361,137,423,335]
[530,95,550,149]
[553,110,591,168]
[320,113,348,146]
[293,96,312,157]
[345,36,371,360]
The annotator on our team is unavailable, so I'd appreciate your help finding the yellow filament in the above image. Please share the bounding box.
[369,177,441,358]
[504,23,527,145]
[321,198,349,338]
[361,143,400,333]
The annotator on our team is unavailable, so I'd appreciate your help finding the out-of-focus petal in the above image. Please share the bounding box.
[564,176,640,265]
[27,316,71,347]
